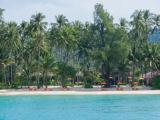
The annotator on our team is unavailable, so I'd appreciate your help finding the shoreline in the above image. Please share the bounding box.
[1,90,160,96]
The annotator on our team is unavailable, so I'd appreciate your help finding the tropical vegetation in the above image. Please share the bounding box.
[0,4,160,89]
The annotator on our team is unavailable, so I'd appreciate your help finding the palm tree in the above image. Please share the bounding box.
[0,8,4,22]
[41,53,56,88]
[130,10,153,82]
[30,13,47,88]
[55,15,68,27]
[50,15,77,64]
[18,21,33,87]
[4,22,21,85]
[0,59,13,86]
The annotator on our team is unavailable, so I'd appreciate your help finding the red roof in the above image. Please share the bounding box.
[101,82,107,85]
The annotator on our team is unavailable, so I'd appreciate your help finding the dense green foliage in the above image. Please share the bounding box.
[0,4,160,88]
[152,76,160,89]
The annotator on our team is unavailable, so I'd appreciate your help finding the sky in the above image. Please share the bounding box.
[0,0,160,24]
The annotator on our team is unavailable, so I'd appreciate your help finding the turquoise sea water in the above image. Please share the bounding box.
[0,95,160,120]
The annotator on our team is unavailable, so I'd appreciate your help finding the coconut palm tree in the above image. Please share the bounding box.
[130,10,153,81]
[49,15,77,63]
[4,22,21,85]
[29,13,48,88]
[41,52,56,88]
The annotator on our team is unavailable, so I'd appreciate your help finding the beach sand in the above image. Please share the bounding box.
[1,90,160,96]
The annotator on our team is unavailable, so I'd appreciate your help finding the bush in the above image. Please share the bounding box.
[10,79,21,89]
[133,68,141,82]
[57,62,76,88]
[84,77,93,88]
[67,82,74,87]
[10,83,19,89]
[0,82,6,89]
[84,83,93,88]
[83,71,93,88]
[152,76,160,89]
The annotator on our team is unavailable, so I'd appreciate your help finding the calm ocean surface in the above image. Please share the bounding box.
[0,95,160,120]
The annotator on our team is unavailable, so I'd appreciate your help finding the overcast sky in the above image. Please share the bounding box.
[0,0,160,24]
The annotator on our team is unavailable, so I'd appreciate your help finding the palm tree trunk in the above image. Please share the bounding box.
[11,64,13,83]
[8,66,11,86]
[37,48,40,89]
[27,74,30,88]
[3,66,7,85]
[45,72,47,88]
[27,69,31,88]
[144,62,147,83]
[132,62,135,82]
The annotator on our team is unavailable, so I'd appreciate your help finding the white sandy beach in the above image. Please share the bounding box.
[1,90,160,96]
